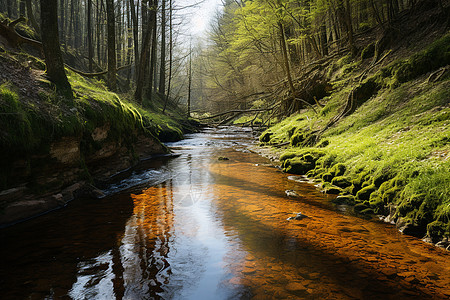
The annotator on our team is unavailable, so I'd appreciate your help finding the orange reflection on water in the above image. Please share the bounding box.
[209,153,450,299]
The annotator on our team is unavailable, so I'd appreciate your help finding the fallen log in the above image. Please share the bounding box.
[65,64,132,77]
[199,102,281,121]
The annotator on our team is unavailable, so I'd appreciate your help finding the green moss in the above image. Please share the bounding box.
[426,221,448,242]
[331,176,352,188]
[283,158,315,175]
[263,32,450,241]
[356,184,377,201]
[321,172,334,182]
[330,163,346,177]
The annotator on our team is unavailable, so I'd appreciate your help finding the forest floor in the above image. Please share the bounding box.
[251,6,450,247]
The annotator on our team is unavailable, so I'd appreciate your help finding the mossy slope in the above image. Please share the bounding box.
[260,33,450,244]
[0,51,190,191]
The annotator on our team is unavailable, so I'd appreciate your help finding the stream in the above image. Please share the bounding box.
[1,127,449,299]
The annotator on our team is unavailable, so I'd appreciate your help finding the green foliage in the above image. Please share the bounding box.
[263,31,450,239]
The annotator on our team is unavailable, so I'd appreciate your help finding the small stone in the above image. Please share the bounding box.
[218,156,229,161]
[285,190,300,197]
[287,212,308,220]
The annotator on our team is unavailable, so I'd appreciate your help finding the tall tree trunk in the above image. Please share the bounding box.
[162,0,172,114]
[69,0,74,48]
[345,0,356,56]
[116,0,122,66]
[126,0,132,84]
[129,0,140,75]
[187,43,192,118]
[106,0,116,90]
[7,0,13,18]
[59,0,64,44]
[320,23,328,56]
[73,0,81,50]
[25,0,40,34]
[19,0,25,16]
[158,0,166,95]
[148,1,157,102]
[134,0,155,103]
[87,0,94,71]
[278,22,295,101]
[96,0,101,64]
[40,0,72,93]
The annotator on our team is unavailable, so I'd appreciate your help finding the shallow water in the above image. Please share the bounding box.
[1,127,449,299]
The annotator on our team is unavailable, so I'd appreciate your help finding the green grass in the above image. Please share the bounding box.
[260,35,450,241]
[0,56,190,190]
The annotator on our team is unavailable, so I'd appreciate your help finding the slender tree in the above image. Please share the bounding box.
[40,0,72,93]
[87,0,94,71]
[158,0,166,95]
[106,0,116,90]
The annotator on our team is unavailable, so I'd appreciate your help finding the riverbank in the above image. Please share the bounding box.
[0,48,196,227]
[257,31,450,248]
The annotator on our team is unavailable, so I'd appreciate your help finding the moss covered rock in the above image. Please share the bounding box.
[333,194,356,205]
[283,158,315,175]
[322,172,334,182]
[331,176,352,188]
[356,184,377,201]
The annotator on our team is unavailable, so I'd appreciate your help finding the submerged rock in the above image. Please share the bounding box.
[285,189,301,197]
[287,212,308,220]
[218,156,229,161]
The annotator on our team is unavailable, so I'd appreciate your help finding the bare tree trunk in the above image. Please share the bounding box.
[59,0,64,44]
[106,0,116,90]
[158,0,166,95]
[162,0,172,114]
[87,0,94,71]
[135,0,156,103]
[187,42,192,118]
[278,21,295,99]
[129,0,140,75]
[40,0,72,93]
[148,0,158,102]
[126,0,132,84]
[19,0,25,16]
[25,0,40,34]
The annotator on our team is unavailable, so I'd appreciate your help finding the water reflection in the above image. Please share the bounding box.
[1,127,449,299]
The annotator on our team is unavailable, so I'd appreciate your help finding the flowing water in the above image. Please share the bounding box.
[1,127,449,299]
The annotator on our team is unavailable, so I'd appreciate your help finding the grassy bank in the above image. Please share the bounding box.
[0,51,192,190]
[259,34,450,244]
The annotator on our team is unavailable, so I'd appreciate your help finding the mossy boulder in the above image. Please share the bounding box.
[322,172,334,182]
[330,163,346,177]
[331,176,352,188]
[291,132,306,146]
[260,131,273,143]
[356,184,377,201]
[351,172,368,193]
[426,221,448,243]
[369,191,385,214]
[283,158,315,175]
[323,186,342,195]
[333,194,356,205]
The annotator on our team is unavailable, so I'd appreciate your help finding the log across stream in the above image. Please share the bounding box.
[1,127,449,299]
